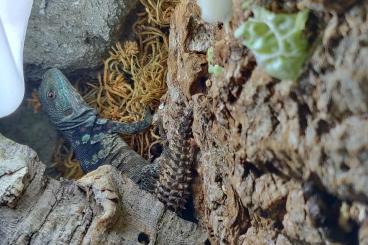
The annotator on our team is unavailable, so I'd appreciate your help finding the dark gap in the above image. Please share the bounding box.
[237,123,242,133]
[204,239,211,245]
[215,174,223,183]
[269,106,280,133]
[274,198,287,230]
[264,160,287,179]
[316,119,330,136]
[273,219,284,230]
[227,91,237,104]
[297,103,311,134]
[240,60,257,83]
[242,161,263,178]
[137,232,150,244]
[84,37,91,44]
[178,195,198,223]
[190,75,208,96]
[125,73,135,87]
[149,143,163,162]
[118,4,142,40]
[340,162,350,171]
[302,177,359,244]
[305,11,323,45]
[258,209,269,218]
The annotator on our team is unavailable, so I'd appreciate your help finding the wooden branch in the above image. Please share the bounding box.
[0,133,207,244]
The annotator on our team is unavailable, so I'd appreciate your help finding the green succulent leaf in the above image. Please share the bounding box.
[208,65,215,74]
[213,65,224,76]
[207,47,224,76]
[234,6,310,80]
[207,47,214,64]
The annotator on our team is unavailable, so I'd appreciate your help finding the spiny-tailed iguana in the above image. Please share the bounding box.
[39,68,194,211]
[39,68,158,192]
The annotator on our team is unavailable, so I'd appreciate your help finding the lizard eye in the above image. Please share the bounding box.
[47,90,56,99]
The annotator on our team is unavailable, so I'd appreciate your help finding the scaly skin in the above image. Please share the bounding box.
[155,105,194,212]
[39,68,158,192]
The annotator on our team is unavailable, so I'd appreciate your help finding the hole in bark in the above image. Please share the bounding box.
[316,119,330,136]
[190,75,208,95]
[179,195,198,223]
[340,162,350,171]
[228,90,237,104]
[215,175,222,183]
[149,142,163,160]
[237,123,242,133]
[227,80,244,104]
[204,239,211,245]
[266,82,276,98]
[274,220,284,230]
[305,12,322,45]
[289,92,310,135]
[138,232,150,244]
[239,60,257,84]
[297,103,311,134]
[242,162,262,177]
[84,37,91,44]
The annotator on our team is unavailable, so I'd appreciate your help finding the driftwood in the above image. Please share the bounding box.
[0,133,207,244]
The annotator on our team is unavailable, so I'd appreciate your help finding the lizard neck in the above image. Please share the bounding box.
[56,107,97,143]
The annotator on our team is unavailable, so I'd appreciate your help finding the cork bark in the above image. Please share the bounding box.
[0,134,206,245]
[158,0,368,244]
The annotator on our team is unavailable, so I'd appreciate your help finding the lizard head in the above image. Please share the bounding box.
[39,68,94,127]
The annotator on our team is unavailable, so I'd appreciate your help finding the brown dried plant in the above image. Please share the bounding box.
[140,0,180,27]
[55,0,179,179]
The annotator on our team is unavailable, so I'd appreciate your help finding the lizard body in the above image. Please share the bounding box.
[39,68,158,191]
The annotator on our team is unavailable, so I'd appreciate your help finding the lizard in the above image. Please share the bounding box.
[39,68,195,211]
[38,68,158,192]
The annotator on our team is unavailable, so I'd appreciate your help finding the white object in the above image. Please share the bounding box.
[197,0,233,24]
[0,0,33,117]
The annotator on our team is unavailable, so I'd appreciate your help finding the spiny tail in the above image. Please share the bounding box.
[155,107,194,212]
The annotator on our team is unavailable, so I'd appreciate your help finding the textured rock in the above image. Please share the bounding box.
[0,103,58,171]
[24,0,138,80]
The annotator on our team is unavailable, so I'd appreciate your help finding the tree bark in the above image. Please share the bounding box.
[161,0,368,244]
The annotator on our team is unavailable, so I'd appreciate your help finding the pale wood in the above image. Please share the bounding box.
[0,133,207,245]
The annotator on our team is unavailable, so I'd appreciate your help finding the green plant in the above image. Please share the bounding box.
[234,6,310,80]
[207,47,224,76]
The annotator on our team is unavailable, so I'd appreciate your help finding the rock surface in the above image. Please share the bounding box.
[0,103,58,172]
[0,133,207,244]
[24,0,138,80]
